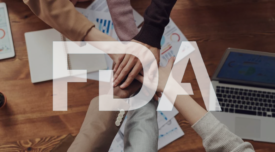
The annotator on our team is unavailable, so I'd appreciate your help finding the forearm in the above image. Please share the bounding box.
[164,78,207,125]
[68,81,142,151]
[164,80,254,152]
[23,0,94,41]
[68,96,123,152]
[175,95,207,125]
[192,113,255,152]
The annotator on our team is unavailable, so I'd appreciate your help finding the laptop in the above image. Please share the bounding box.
[211,48,275,143]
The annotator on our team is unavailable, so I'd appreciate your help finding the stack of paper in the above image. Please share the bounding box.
[76,0,189,150]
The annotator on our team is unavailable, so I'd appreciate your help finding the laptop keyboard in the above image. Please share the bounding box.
[216,86,275,117]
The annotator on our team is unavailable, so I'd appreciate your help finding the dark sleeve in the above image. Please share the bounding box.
[133,0,177,49]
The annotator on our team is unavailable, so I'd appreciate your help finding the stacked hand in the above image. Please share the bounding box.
[85,28,162,100]
[112,40,160,89]
[136,57,175,98]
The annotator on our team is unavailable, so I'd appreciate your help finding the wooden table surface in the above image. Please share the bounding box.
[1,0,275,151]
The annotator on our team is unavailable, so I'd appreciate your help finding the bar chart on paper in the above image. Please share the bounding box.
[96,18,116,37]
[87,11,118,39]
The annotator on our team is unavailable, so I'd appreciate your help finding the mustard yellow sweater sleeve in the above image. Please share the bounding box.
[23,0,95,41]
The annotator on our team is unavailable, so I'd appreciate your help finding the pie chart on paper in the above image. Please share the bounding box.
[0,28,5,39]
[170,33,180,42]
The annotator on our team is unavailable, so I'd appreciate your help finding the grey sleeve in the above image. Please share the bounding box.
[192,112,255,152]
[123,99,158,152]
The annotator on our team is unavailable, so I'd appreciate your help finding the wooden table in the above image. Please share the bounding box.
[1,0,275,151]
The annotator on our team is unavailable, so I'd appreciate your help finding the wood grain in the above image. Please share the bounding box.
[0,0,275,151]
[0,135,67,152]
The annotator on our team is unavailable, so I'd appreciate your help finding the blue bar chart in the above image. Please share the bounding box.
[96,18,115,37]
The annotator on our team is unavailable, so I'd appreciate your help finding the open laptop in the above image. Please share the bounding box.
[211,48,275,143]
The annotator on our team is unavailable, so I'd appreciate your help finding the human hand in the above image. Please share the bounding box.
[136,57,175,93]
[85,32,159,91]
[113,40,160,89]
[113,79,142,98]
[84,28,126,72]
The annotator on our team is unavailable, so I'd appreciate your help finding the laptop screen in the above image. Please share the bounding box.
[217,52,275,85]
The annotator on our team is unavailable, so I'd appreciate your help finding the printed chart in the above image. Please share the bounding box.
[0,7,12,54]
[0,28,5,39]
[96,18,115,36]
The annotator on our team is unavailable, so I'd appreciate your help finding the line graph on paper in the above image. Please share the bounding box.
[159,127,178,138]
[157,108,178,128]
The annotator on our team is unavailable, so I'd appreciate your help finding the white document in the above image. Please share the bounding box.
[158,118,184,149]
[162,19,188,53]
[132,10,144,27]
[174,41,195,64]
[75,7,88,18]
[119,106,179,134]
[160,41,176,66]
[87,10,118,39]
[160,19,188,66]
[76,7,118,39]
[119,106,178,132]
[157,108,179,128]
[87,0,109,13]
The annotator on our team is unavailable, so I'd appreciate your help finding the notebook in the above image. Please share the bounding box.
[25,28,107,83]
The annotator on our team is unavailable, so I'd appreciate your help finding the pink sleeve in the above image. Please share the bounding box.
[107,0,138,41]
